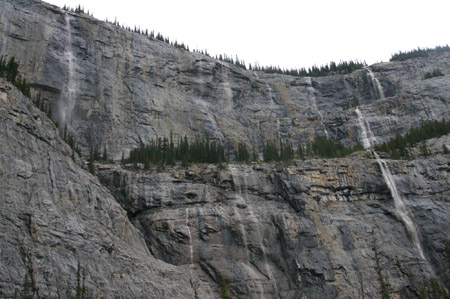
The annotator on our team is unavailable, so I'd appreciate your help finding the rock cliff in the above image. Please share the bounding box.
[0,79,195,298]
[0,0,449,298]
[1,0,449,159]
[96,152,450,298]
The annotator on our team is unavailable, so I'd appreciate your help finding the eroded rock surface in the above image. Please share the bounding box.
[0,79,196,298]
[98,152,450,298]
[1,0,449,159]
[1,1,449,298]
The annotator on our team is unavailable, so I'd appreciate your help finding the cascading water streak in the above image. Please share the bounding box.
[229,165,278,298]
[266,83,281,139]
[355,107,376,149]
[374,153,426,260]
[184,207,199,296]
[306,77,329,139]
[62,13,77,126]
[355,107,426,261]
[365,67,385,100]
[185,208,194,268]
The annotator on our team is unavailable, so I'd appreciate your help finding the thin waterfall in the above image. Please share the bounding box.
[355,107,376,148]
[185,208,195,278]
[365,67,385,100]
[375,153,426,260]
[229,165,265,298]
[266,83,275,107]
[232,205,266,298]
[266,83,281,139]
[355,106,426,261]
[61,13,77,126]
[306,77,329,139]
[229,165,278,298]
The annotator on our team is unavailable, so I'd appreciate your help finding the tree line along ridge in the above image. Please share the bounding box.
[61,5,449,77]
[2,47,449,170]
[62,5,366,78]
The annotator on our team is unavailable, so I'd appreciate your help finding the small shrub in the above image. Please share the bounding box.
[423,69,444,80]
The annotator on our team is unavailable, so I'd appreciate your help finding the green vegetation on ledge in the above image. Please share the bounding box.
[418,243,450,298]
[0,56,31,97]
[374,119,450,159]
[390,45,450,62]
[251,60,367,78]
[423,69,444,80]
[297,136,363,160]
[127,135,226,168]
[263,137,362,162]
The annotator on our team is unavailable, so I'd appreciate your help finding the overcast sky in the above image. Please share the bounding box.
[45,0,449,70]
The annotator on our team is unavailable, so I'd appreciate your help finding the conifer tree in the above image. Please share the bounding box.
[88,148,95,174]
[75,261,87,299]
[6,57,19,83]
[297,143,305,160]
[21,273,32,299]
[102,147,108,161]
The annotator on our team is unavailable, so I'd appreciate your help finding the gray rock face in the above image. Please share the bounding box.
[1,0,449,159]
[97,154,450,298]
[0,79,195,298]
[1,1,449,299]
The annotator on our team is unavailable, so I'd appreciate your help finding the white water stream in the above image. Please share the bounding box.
[266,83,275,107]
[266,83,281,139]
[355,107,377,149]
[185,208,195,276]
[306,77,329,139]
[62,13,77,126]
[229,165,278,298]
[365,67,385,100]
[355,71,426,261]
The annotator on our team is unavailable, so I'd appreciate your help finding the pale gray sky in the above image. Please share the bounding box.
[45,0,449,69]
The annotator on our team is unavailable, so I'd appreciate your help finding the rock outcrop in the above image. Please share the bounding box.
[0,79,195,298]
[97,151,450,298]
[0,0,449,298]
[1,0,449,159]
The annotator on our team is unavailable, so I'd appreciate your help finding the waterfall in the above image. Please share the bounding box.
[232,205,266,298]
[365,67,385,100]
[355,107,376,149]
[355,107,427,261]
[306,77,329,139]
[266,83,274,105]
[185,208,194,275]
[229,165,278,298]
[375,154,426,260]
[61,13,77,126]
[266,83,281,139]
[184,207,200,297]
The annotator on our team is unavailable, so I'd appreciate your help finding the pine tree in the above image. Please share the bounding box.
[420,142,430,157]
[13,288,19,299]
[6,57,19,83]
[93,147,101,161]
[89,148,95,174]
[297,143,305,160]
[75,261,87,299]
[102,147,108,161]
[21,273,32,299]
[219,275,230,299]
[236,142,250,163]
